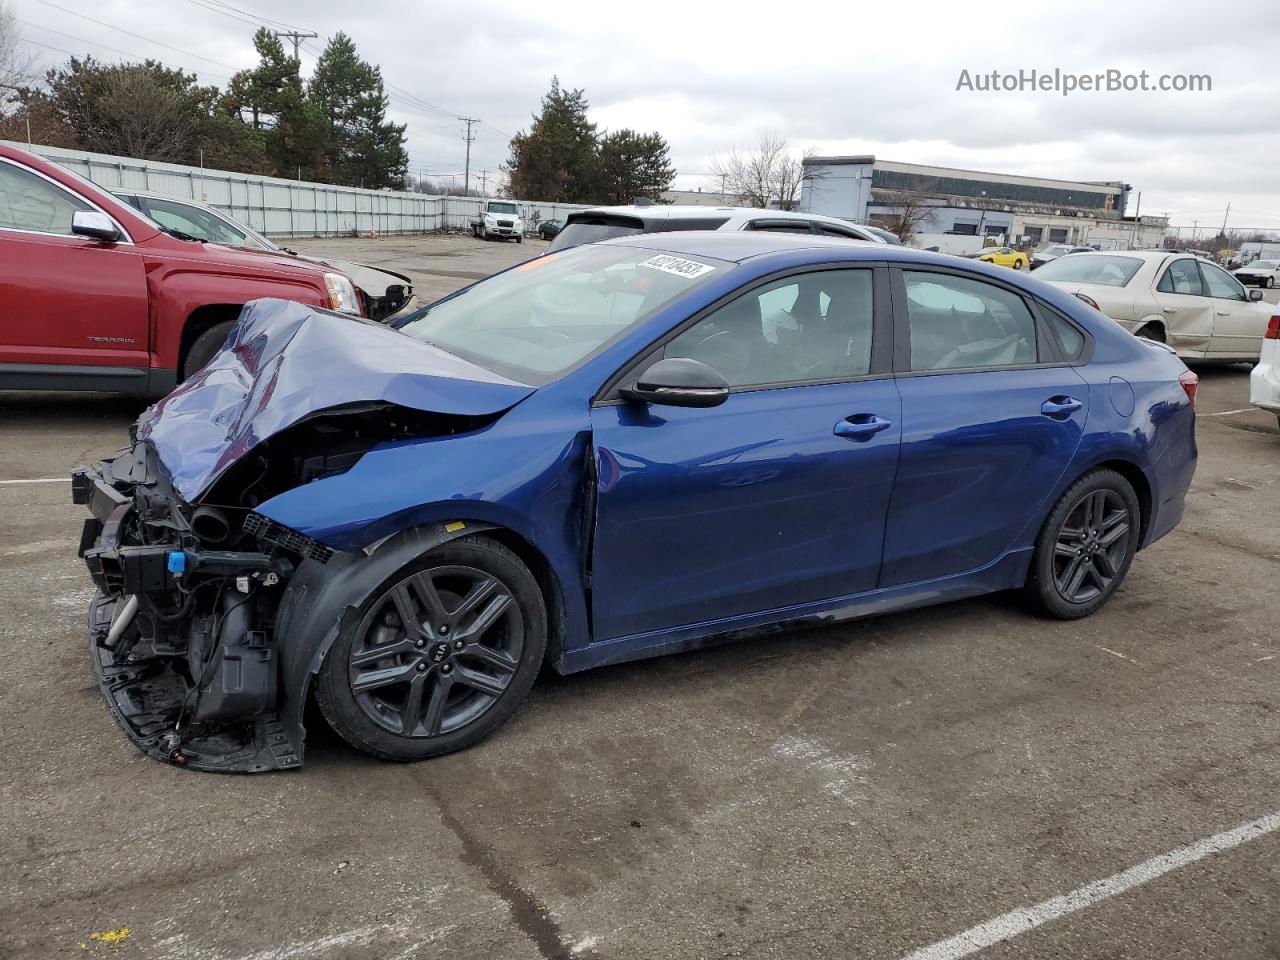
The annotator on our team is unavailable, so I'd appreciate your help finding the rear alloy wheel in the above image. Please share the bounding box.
[1026,469,1140,619]
[316,536,545,761]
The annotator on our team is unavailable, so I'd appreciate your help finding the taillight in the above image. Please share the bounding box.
[1179,370,1199,409]
[1266,316,1280,340]
[1074,292,1100,310]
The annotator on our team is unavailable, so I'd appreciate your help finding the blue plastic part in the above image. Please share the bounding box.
[166,550,187,575]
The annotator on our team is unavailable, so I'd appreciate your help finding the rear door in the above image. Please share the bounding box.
[880,267,1090,587]
[0,157,150,384]
[589,266,901,641]
[1198,260,1265,358]
[1153,257,1214,349]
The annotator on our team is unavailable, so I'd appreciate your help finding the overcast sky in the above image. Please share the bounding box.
[10,0,1280,232]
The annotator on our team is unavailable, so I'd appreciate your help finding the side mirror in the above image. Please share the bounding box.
[72,210,121,243]
[620,357,730,408]
[1249,289,1264,301]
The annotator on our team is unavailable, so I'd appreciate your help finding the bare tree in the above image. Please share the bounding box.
[877,187,937,242]
[0,1,36,116]
[711,131,821,211]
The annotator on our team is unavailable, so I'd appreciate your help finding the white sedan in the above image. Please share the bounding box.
[1033,251,1273,361]
[1234,259,1280,288]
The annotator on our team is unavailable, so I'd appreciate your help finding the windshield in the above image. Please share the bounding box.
[399,244,730,383]
[487,202,518,215]
[1033,254,1143,287]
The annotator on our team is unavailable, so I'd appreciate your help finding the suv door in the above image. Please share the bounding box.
[881,268,1090,586]
[1154,257,1214,351]
[0,157,149,387]
[589,266,901,641]
[1198,260,1265,358]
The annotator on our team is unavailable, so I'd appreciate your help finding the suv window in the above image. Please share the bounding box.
[902,271,1037,371]
[665,269,874,387]
[0,161,91,235]
[1198,261,1246,301]
[747,219,814,234]
[1157,258,1205,296]
[817,224,865,241]
[145,197,250,247]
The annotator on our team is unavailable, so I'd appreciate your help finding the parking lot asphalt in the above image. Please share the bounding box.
[1,237,1276,960]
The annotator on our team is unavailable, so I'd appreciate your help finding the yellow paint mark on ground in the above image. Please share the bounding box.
[88,927,131,945]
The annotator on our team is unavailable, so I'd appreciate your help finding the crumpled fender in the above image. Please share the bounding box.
[273,521,495,767]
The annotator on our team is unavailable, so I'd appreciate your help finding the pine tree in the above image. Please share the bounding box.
[597,129,676,203]
[309,32,408,189]
[504,77,600,202]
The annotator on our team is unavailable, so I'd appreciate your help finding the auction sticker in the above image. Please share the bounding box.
[638,254,716,279]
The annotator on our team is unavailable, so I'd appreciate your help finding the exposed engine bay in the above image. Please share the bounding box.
[73,404,486,772]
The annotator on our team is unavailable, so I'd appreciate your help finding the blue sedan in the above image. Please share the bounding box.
[74,232,1198,771]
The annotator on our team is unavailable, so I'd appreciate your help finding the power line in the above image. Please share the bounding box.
[18,28,234,82]
[273,30,318,61]
[29,0,241,70]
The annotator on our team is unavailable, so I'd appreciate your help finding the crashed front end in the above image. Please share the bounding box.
[74,441,327,772]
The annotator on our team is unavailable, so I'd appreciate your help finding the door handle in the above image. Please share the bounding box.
[1216,311,1231,317]
[1162,306,1176,314]
[1041,396,1082,418]
[834,414,892,441]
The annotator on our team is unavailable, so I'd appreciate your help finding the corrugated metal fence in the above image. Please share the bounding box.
[5,140,592,239]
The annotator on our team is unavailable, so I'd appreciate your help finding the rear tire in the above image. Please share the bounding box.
[315,535,546,762]
[182,321,235,380]
[1013,259,1024,270]
[1025,469,1140,619]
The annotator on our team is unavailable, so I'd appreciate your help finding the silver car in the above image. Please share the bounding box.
[113,191,417,323]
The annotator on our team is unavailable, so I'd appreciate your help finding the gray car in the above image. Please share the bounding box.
[113,192,417,323]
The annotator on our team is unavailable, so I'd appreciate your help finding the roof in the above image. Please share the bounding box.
[602,229,928,265]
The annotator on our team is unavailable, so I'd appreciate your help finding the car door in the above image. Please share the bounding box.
[1153,257,1214,348]
[589,266,901,641]
[0,157,149,378]
[1198,260,1265,358]
[880,267,1090,587]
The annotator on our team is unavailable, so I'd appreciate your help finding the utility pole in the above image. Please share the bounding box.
[274,31,319,61]
[459,117,479,197]
[1220,202,1231,245]
[479,170,488,197]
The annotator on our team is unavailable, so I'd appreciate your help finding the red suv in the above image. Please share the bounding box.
[0,144,363,395]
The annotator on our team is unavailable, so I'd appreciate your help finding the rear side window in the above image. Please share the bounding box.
[1033,255,1142,287]
[1039,305,1087,360]
[1157,259,1204,296]
[0,161,90,235]
[902,271,1037,371]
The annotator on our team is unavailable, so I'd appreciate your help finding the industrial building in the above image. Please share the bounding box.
[799,156,1169,249]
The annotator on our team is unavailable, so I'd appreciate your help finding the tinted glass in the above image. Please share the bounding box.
[400,245,729,383]
[1040,306,1086,360]
[1157,259,1204,296]
[1199,262,1246,300]
[749,221,813,234]
[665,270,873,387]
[145,197,250,246]
[1033,255,1142,287]
[903,271,1037,371]
[0,161,91,234]
[547,220,642,251]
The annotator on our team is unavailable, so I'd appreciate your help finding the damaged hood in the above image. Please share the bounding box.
[138,298,534,500]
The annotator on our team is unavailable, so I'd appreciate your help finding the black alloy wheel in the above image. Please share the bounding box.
[1026,469,1139,619]
[316,536,545,761]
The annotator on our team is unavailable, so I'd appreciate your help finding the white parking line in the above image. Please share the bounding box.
[898,811,1280,960]
[1199,408,1256,417]
[0,477,70,485]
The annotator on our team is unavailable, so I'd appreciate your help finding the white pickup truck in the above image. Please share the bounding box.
[470,201,524,242]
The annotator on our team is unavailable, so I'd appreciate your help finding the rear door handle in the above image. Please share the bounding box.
[1041,396,1083,418]
[1162,306,1176,314]
[834,413,892,441]
[1216,311,1231,317]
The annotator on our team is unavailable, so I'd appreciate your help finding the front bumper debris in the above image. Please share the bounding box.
[73,443,310,773]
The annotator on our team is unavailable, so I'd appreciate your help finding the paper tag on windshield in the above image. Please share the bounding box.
[638,254,716,279]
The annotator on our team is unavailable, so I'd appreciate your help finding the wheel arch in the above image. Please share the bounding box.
[1063,457,1153,548]
[1132,316,1166,341]
[180,303,243,374]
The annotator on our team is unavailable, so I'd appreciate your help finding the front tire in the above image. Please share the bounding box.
[182,321,236,380]
[1025,469,1140,619]
[1267,277,1275,289]
[315,536,546,762]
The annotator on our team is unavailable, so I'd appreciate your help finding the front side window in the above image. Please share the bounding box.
[1033,254,1143,287]
[400,244,730,383]
[665,269,874,387]
[1157,259,1204,296]
[145,197,248,247]
[0,161,91,235]
[903,271,1037,371]
[1199,262,1246,301]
